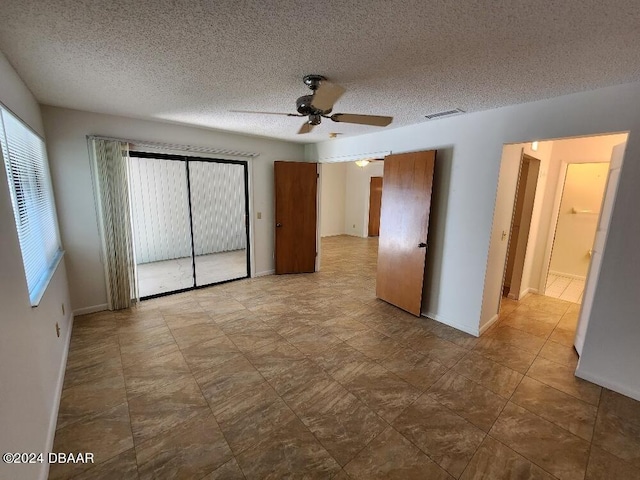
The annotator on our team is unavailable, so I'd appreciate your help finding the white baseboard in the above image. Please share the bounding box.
[549,270,587,281]
[479,314,500,335]
[255,269,275,278]
[41,312,74,480]
[515,286,539,300]
[575,366,640,402]
[422,311,479,337]
[73,303,108,316]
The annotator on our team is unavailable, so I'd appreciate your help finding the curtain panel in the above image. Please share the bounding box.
[90,138,137,309]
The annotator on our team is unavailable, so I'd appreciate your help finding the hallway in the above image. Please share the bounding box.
[52,236,638,479]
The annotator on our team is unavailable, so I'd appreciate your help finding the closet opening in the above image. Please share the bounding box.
[128,151,250,299]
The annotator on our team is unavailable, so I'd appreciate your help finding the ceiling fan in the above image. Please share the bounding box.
[231,75,393,134]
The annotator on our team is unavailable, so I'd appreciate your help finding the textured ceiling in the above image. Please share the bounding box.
[1,1,639,143]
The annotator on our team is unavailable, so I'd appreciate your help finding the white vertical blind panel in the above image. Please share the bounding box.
[1,109,62,302]
[190,162,246,255]
[128,157,191,264]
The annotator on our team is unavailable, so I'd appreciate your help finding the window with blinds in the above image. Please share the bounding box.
[0,106,63,306]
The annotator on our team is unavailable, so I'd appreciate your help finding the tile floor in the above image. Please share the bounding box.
[545,274,585,304]
[52,235,640,479]
[137,249,247,297]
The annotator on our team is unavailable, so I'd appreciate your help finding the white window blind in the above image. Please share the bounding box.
[0,107,63,306]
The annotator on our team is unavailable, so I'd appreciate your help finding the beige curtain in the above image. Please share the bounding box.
[90,138,137,310]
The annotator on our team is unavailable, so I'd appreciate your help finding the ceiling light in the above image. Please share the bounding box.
[355,159,370,167]
[531,141,539,151]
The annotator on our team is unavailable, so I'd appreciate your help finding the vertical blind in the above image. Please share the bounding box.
[0,107,62,305]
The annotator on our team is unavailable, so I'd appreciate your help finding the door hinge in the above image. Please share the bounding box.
[317,173,319,178]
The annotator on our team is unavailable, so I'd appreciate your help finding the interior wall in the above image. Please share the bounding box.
[0,52,73,480]
[344,161,385,238]
[306,81,640,401]
[549,163,609,279]
[41,106,305,313]
[319,162,347,237]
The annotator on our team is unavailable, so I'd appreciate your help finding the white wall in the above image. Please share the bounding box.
[319,162,347,237]
[344,161,385,238]
[307,81,640,400]
[0,52,73,480]
[549,163,609,278]
[41,106,305,313]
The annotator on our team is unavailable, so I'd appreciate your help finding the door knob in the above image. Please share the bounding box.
[418,242,427,248]
[276,223,282,227]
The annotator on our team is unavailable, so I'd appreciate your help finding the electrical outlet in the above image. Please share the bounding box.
[55,322,61,338]
[61,303,65,315]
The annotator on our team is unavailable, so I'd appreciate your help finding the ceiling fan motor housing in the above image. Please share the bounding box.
[296,95,331,116]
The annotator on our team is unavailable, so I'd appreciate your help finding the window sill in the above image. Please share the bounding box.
[30,250,65,308]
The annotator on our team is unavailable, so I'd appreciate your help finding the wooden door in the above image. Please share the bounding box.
[376,151,436,315]
[274,161,317,274]
[368,176,383,237]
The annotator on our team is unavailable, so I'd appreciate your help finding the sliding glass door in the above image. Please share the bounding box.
[128,152,250,299]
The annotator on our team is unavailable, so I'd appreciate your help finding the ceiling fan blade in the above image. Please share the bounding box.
[311,81,346,112]
[229,110,302,117]
[330,113,393,127]
[298,122,314,134]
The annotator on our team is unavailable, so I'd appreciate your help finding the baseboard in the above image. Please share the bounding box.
[575,366,640,402]
[549,270,587,281]
[479,314,500,335]
[73,303,108,316]
[422,311,479,337]
[41,312,74,480]
[517,287,539,300]
[255,269,275,277]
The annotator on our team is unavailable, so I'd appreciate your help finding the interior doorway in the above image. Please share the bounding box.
[368,176,382,237]
[128,151,250,299]
[484,132,628,352]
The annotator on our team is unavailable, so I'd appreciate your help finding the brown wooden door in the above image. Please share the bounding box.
[274,161,317,274]
[368,176,383,237]
[376,151,436,315]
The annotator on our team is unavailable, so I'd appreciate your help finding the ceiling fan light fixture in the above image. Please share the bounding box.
[355,159,370,167]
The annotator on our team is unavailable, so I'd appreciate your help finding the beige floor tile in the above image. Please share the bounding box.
[292,380,387,466]
[57,373,128,430]
[599,388,640,426]
[128,375,209,444]
[527,356,602,405]
[453,351,523,398]
[203,457,245,479]
[49,403,134,480]
[538,340,579,368]
[392,394,486,478]
[135,412,231,480]
[378,348,448,391]
[235,417,341,479]
[486,325,546,354]
[344,363,421,423]
[283,324,343,356]
[460,436,555,480]
[592,410,640,466]
[70,448,139,480]
[521,294,572,315]
[311,342,374,383]
[586,445,639,480]
[501,307,560,338]
[320,316,372,341]
[407,334,467,367]
[490,402,590,480]
[472,337,537,374]
[215,382,296,455]
[180,334,241,374]
[345,427,452,480]
[194,355,265,415]
[123,349,191,397]
[345,329,403,361]
[511,377,598,441]
[428,371,507,432]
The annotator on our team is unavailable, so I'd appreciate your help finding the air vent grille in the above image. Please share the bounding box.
[425,108,465,120]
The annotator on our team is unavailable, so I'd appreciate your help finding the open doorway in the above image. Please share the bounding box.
[484,132,628,353]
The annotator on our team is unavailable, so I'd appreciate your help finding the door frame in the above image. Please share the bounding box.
[128,150,252,299]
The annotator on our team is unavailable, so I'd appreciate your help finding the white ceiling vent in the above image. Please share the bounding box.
[424,108,465,120]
